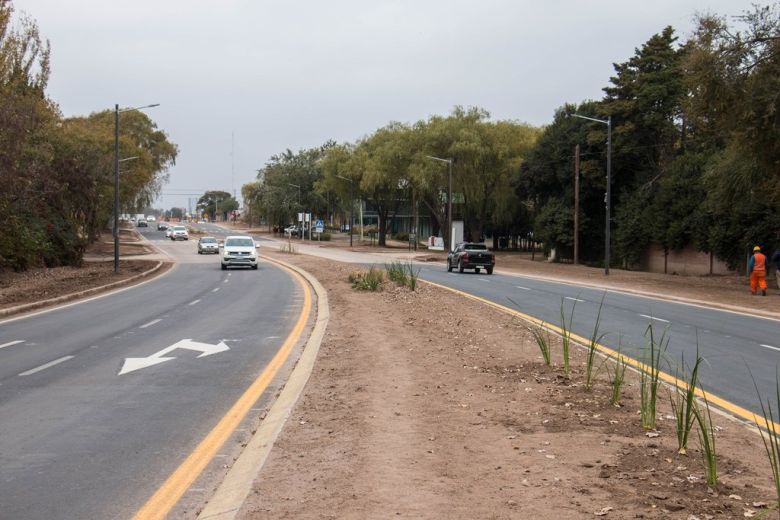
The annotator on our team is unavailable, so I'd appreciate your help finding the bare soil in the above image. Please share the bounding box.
[0,226,162,312]
[238,250,776,520]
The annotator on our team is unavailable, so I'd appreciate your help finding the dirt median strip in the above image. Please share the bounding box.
[0,261,170,319]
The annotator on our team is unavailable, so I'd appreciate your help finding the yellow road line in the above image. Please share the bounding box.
[132,266,311,520]
[422,278,780,431]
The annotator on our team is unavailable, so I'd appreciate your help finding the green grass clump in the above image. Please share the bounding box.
[385,261,421,291]
[608,342,627,406]
[670,349,703,455]
[751,367,780,510]
[279,239,298,254]
[640,324,668,430]
[529,323,552,365]
[585,294,607,391]
[559,298,576,375]
[694,392,718,487]
[349,266,385,291]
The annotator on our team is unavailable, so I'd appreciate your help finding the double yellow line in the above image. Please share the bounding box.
[423,278,779,432]
[132,265,311,520]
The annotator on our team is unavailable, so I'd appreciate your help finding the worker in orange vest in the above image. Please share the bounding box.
[749,245,768,296]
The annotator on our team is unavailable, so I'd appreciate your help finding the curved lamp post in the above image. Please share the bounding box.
[571,113,612,275]
[114,103,159,273]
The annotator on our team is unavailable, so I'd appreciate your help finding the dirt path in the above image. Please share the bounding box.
[235,251,775,520]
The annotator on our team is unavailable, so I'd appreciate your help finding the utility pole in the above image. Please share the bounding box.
[113,105,120,274]
[574,144,580,266]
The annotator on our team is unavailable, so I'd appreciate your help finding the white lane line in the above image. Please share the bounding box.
[761,344,780,352]
[139,319,162,329]
[0,340,24,350]
[639,314,670,323]
[565,297,585,303]
[516,286,531,291]
[223,279,229,283]
[265,336,281,340]
[211,288,220,293]
[448,273,458,276]
[19,356,74,376]
[189,299,201,306]
[478,279,491,283]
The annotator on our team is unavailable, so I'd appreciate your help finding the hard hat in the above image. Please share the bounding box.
[753,245,761,252]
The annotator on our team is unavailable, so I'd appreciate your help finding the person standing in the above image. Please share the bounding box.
[749,245,768,296]
[772,247,780,295]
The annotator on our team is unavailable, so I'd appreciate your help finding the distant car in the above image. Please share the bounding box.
[147,216,156,222]
[169,225,189,241]
[165,227,173,238]
[447,242,495,274]
[197,236,219,254]
[284,225,299,237]
[221,235,258,270]
[137,218,148,227]
[157,222,169,231]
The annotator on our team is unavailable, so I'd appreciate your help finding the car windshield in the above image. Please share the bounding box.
[225,238,253,247]
[465,244,487,250]
[201,238,216,243]
[173,226,186,231]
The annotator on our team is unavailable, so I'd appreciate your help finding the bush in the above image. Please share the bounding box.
[349,266,385,291]
[393,231,409,242]
[319,232,331,241]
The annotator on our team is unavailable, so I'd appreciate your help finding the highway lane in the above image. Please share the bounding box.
[222,225,779,421]
[417,266,780,419]
[0,227,305,519]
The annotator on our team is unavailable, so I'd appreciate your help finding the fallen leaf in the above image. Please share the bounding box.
[594,506,613,516]
[646,431,660,438]
[729,494,743,501]
[743,510,756,518]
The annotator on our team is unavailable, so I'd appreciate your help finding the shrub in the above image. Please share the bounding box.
[319,232,331,241]
[349,266,385,291]
[393,231,410,242]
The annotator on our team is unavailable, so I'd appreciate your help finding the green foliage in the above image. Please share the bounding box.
[385,260,421,291]
[608,345,628,406]
[640,325,668,430]
[318,232,331,241]
[751,367,780,509]
[694,393,718,487]
[559,299,575,375]
[670,351,703,455]
[349,266,385,291]
[392,231,410,242]
[529,323,552,365]
[585,294,607,390]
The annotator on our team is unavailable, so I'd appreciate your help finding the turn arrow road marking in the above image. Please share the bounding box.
[119,339,230,375]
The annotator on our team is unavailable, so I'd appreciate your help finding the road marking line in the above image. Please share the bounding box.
[419,277,778,432]
[761,344,780,352]
[139,319,162,329]
[516,286,531,291]
[132,263,312,520]
[0,340,24,349]
[565,297,585,302]
[478,279,490,283]
[223,279,229,283]
[639,314,670,323]
[211,288,220,293]
[265,336,280,340]
[19,356,74,376]
[188,299,201,306]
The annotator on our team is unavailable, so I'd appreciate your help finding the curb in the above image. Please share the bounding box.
[197,257,329,520]
[0,261,168,319]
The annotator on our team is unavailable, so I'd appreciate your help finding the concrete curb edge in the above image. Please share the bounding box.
[197,257,329,520]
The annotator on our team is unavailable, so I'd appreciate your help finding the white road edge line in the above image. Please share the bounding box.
[139,319,162,329]
[516,286,531,291]
[0,340,24,349]
[565,297,585,302]
[639,314,670,323]
[19,356,74,376]
[189,299,201,306]
[478,279,490,283]
[211,288,220,293]
[761,344,780,352]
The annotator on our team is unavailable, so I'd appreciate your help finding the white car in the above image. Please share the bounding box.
[147,216,156,222]
[169,225,189,241]
[197,236,219,254]
[221,235,258,270]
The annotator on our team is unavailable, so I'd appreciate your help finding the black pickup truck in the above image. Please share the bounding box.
[446,242,495,274]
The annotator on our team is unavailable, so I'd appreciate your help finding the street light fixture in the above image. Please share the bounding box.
[571,113,612,275]
[114,103,159,274]
[336,175,354,247]
[426,155,453,251]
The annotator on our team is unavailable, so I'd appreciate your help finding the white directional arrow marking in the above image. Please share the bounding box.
[118,339,230,375]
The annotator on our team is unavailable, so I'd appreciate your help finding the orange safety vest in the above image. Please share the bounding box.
[753,252,767,273]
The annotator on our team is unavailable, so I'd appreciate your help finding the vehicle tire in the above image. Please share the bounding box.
[486,267,493,275]
[197,250,201,254]
[221,264,227,270]
[447,259,453,272]
[458,260,464,273]
[251,264,258,270]
[475,267,480,273]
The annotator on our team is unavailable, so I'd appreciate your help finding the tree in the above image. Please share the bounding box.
[197,190,237,221]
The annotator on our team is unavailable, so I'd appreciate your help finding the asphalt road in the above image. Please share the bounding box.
[0,227,305,519]
[227,226,780,421]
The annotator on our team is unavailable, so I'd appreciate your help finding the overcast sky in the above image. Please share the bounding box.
[15,0,756,211]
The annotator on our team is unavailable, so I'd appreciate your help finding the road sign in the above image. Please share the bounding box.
[118,339,230,375]
[314,219,324,233]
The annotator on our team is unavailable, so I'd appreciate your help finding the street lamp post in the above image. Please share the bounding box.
[571,113,612,275]
[426,155,453,251]
[114,103,159,273]
[336,175,354,247]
